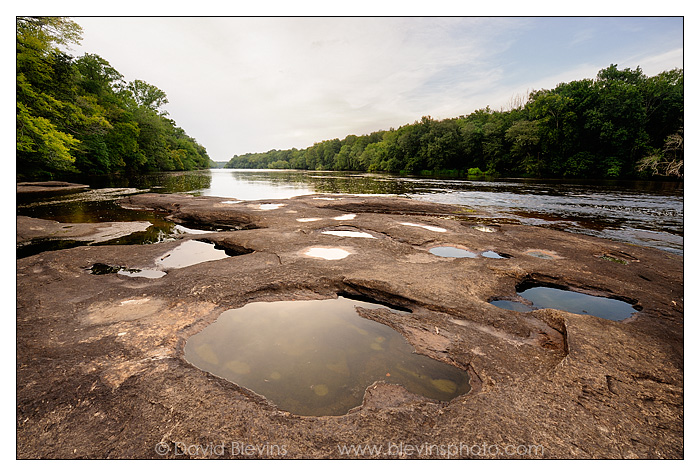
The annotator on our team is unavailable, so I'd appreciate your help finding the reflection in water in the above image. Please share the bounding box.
[322,231,376,239]
[156,240,231,269]
[429,247,478,258]
[491,286,637,321]
[17,169,683,254]
[117,240,234,279]
[481,250,508,259]
[184,297,471,416]
[400,222,447,233]
[304,247,351,260]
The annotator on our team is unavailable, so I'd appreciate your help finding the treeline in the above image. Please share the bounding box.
[227,65,683,179]
[17,17,212,180]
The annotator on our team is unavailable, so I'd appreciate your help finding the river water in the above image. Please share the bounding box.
[17,168,683,255]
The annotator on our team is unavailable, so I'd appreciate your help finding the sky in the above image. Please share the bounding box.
[61,15,684,163]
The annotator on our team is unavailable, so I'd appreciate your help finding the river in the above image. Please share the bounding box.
[17,168,683,255]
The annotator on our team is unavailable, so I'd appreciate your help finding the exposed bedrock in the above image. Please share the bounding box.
[17,193,683,459]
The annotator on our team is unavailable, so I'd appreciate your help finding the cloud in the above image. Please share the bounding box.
[69,17,683,161]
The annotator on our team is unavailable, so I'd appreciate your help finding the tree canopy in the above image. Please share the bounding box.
[17,17,212,180]
[226,64,683,179]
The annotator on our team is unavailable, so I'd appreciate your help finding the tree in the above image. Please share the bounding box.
[127,79,169,114]
[17,17,211,179]
[17,17,84,177]
[637,129,683,177]
[505,120,541,175]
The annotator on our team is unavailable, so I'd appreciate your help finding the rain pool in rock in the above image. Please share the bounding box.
[481,250,509,259]
[156,240,233,269]
[304,247,351,260]
[429,246,478,258]
[118,240,237,278]
[490,286,637,321]
[184,297,471,416]
[322,230,376,239]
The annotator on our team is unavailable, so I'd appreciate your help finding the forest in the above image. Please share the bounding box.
[226,65,683,179]
[17,17,212,180]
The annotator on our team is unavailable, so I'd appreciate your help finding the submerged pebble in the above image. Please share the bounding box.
[313,384,329,396]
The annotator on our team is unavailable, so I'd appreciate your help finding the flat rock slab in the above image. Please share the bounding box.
[17,181,90,194]
[17,215,152,245]
[16,193,683,459]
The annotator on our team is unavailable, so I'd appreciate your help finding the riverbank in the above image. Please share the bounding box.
[16,192,683,458]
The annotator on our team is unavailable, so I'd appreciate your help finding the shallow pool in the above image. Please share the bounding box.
[429,246,478,258]
[490,285,637,321]
[184,297,471,416]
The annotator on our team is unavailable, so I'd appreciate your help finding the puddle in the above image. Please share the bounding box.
[113,240,242,279]
[89,263,127,275]
[297,218,322,222]
[333,214,356,221]
[89,262,167,279]
[304,247,351,260]
[400,222,447,233]
[221,200,242,204]
[429,246,478,258]
[259,204,285,210]
[481,250,509,259]
[322,230,376,239]
[490,285,638,321]
[156,240,232,269]
[184,297,470,416]
[117,268,168,279]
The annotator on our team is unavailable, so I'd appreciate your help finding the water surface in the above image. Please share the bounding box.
[17,169,683,255]
[429,247,478,258]
[185,297,471,416]
[490,286,637,321]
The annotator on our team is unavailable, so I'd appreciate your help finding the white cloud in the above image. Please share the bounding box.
[68,17,683,161]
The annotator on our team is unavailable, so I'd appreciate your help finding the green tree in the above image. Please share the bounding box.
[505,119,541,175]
[17,17,84,178]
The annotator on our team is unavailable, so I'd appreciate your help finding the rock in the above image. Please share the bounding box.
[17,215,152,246]
[16,193,683,459]
[16,181,90,194]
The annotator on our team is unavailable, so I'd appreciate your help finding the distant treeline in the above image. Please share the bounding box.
[17,17,212,180]
[226,64,683,179]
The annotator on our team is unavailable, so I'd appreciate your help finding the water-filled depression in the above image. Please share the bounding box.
[429,246,478,258]
[490,285,637,321]
[185,297,470,416]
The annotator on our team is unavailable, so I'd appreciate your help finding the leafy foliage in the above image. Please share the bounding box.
[17,17,211,180]
[226,65,683,179]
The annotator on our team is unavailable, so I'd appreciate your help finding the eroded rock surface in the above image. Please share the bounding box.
[16,193,683,459]
[17,216,152,246]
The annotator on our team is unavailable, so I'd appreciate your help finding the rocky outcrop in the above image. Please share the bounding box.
[16,193,683,459]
